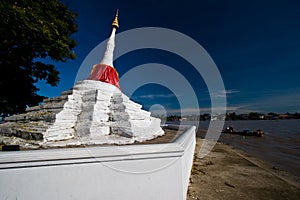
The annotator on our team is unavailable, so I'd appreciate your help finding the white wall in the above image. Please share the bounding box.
[0,126,196,200]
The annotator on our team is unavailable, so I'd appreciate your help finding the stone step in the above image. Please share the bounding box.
[43,94,70,103]
[27,97,68,112]
[5,111,58,122]
[61,90,73,96]
[110,102,142,111]
[24,112,57,122]
[42,102,66,110]
[4,114,27,122]
[0,122,50,140]
[25,105,43,112]
[111,113,130,121]
[44,128,75,142]
[13,129,44,140]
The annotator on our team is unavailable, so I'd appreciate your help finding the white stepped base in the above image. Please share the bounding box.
[43,80,164,144]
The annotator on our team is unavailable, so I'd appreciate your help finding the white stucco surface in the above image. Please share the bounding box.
[0,125,196,200]
[43,80,164,145]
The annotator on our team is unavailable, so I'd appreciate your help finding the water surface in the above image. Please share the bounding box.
[173,119,300,177]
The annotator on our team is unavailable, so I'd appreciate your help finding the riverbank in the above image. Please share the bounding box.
[187,138,300,200]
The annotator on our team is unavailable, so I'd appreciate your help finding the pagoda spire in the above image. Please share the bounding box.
[99,10,119,67]
[87,10,121,90]
[112,9,119,29]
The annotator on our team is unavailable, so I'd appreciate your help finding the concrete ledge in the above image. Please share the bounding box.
[0,125,196,200]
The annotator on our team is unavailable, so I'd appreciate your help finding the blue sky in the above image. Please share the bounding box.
[36,0,300,114]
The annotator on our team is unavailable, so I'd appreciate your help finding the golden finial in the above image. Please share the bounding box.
[112,9,119,29]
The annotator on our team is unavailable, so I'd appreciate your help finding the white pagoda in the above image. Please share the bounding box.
[0,10,164,147]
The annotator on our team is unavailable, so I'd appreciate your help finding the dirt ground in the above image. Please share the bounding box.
[187,138,300,200]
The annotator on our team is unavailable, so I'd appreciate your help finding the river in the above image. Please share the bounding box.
[172,119,300,178]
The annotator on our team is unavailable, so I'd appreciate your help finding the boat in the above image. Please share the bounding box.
[223,126,264,137]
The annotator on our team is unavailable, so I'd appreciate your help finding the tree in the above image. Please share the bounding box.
[226,112,237,120]
[0,0,77,117]
[248,112,260,120]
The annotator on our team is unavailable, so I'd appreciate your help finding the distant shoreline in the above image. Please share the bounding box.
[158,112,300,122]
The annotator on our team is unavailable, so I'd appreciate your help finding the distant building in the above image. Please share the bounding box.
[278,114,290,119]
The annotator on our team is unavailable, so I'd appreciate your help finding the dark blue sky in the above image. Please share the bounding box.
[36,0,300,114]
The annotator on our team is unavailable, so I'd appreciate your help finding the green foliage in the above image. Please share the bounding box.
[0,0,78,117]
[248,112,260,120]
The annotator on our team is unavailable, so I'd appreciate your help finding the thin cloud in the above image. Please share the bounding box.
[148,105,262,116]
[211,89,240,98]
[224,88,300,113]
[156,107,229,115]
[225,89,240,94]
[137,94,177,99]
